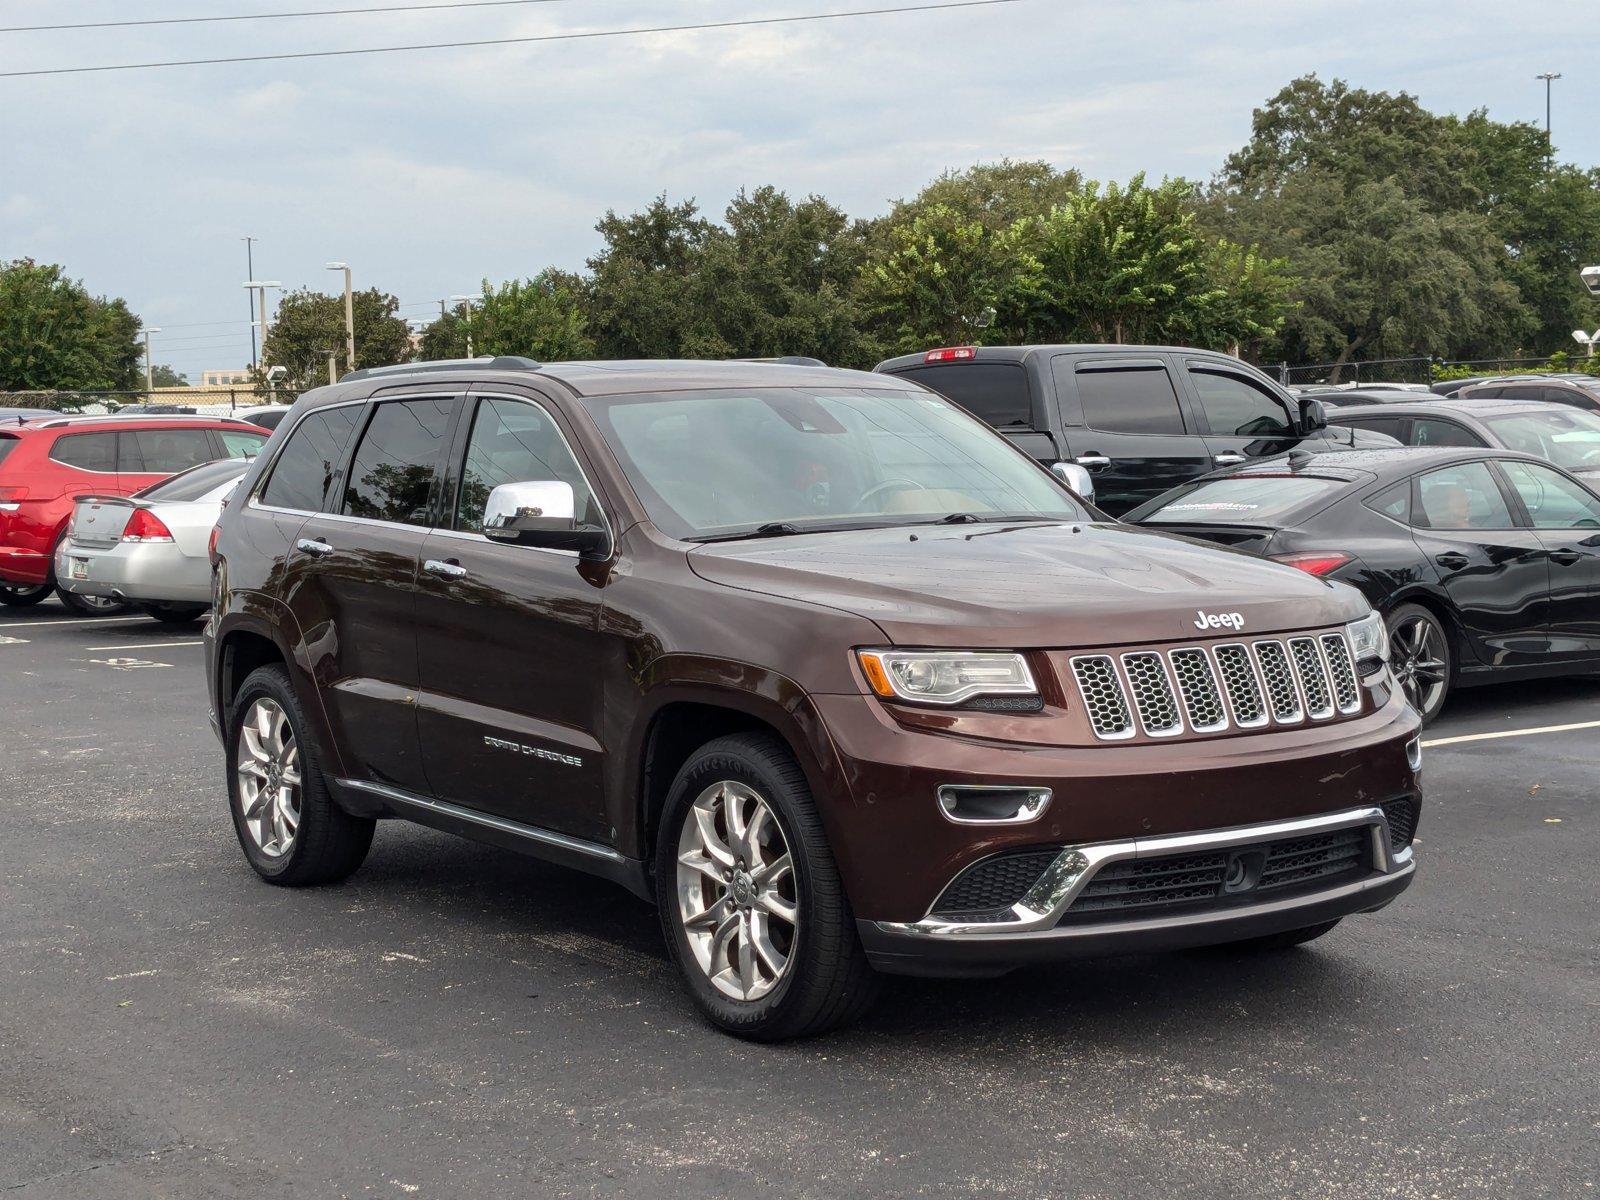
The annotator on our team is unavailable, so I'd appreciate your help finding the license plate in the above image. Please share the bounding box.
[70,558,89,580]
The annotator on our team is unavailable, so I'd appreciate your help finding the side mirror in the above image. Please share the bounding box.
[1050,461,1096,505]
[1299,397,1329,433]
[483,480,608,557]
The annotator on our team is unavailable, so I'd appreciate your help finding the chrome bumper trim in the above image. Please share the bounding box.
[883,805,1409,938]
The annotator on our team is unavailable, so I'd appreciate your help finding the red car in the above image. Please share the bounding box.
[0,415,269,614]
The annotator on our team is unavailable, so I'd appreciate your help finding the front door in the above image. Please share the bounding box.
[1409,460,1553,666]
[282,394,462,794]
[1497,459,1600,658]
[1183,362,1301,469]
[1052,357,1213,515]
[413,392,613,844]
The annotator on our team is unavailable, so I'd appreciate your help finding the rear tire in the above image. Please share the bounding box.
[139,602,207,626]
[55,586,131,617]
[227,664,374,886]
[1212,919,1341,953]
[655,732,880,1041]
[0,582,52,608]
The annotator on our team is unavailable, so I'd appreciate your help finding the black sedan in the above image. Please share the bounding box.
[1126,447,1600,723]
[1329,397,1600,486]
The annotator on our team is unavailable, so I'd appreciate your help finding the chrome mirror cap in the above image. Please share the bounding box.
[483,480,577,543]
[1050,461,1095,505]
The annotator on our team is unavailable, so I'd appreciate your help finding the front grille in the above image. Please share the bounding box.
[1382,797,1420,848]
[931,850,1058,918]
[1060,825,1371,923]
[1069,630,1363,741]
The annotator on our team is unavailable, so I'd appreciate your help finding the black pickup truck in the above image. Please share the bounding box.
[875,344,1396,514]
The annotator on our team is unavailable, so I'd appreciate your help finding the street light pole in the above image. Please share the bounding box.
[1536,71,1561,153]
[327,262,355,372]
[142,326,161,393]
[242,236,258,370]
[242,281,281,376]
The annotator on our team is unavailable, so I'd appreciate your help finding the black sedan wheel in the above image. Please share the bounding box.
[0,582,52,608]
[1386,603,1452,724]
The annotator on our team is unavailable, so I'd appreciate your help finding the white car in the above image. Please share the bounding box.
[54,458,248,624]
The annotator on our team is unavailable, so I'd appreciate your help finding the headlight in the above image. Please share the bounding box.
[856,649,1037,705]
[1346,611,1388,669]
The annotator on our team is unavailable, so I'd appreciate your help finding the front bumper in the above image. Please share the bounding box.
[858,806,1416,976]
[53,539,210,604]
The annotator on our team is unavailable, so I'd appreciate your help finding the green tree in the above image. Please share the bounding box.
[857,203,1039,354]
[0,259,143,391]
[261,286,411,389]
[420,270,594,362]
[878,160,1083,234]
[149,364,188,388]
[585,196,721,358]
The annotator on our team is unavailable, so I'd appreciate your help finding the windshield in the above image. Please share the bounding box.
[135,457,249,502]
[1483,410,1600,473]
[581,387,1087,540]
[1134,475,1346,525]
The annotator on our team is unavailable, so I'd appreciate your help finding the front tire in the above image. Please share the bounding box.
[0,582,52,608]
[227,664,374,886]
[656,733,879,1041]
[1386,603,1452,724]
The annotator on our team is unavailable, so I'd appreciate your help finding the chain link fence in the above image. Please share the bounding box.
[0,387,305,419]
[1274,355,1600,388]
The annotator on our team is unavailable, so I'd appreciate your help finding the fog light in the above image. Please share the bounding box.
[937,785,1051,825]
[1406,736,1422,772]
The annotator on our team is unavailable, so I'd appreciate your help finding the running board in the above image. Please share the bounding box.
[334,778,651,901]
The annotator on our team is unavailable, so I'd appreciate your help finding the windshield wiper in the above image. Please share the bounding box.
[692,521,812,543]
[935,512,982,524]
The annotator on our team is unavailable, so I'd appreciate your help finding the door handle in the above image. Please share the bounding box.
[1434,552,1470,570]
[1548,548,1582,566]
[423,558,468,580]
[1213,452,1247,466]
[1074,454,1111,469]
[294,538,333,557]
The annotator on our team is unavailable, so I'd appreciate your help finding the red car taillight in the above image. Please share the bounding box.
[1270,551,1353,577]
[924,346,977,363]
[208,523,221,562]
[122,508,175,543]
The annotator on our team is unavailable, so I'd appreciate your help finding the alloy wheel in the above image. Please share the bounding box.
[675,780,798,1002]
[235,698,302,858]
[1391,615,1447,717]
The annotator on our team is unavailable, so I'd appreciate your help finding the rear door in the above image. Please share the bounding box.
[1182,360,1300,467]
[282,394,464,794]
[116,426,222,491]
[1496,459,1600,658]
[1050,356,1212,515]
[1409,460,1553,665]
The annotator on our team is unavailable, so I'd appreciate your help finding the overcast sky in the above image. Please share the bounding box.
[1,0,1594,378]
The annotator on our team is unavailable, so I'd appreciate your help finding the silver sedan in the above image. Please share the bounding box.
[55,458,248,625]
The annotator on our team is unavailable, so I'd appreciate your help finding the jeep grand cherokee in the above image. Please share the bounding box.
[206,357,1421,1040]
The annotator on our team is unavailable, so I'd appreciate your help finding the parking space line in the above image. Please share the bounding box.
[1422,719,1600,749]
[83,641,202,651]
[0,616,138,630]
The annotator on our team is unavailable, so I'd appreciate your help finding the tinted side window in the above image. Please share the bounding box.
[260,406,361,512]
[128,429,216,474]
[1501,461,1600,528]
[48,432,117,472]
[1412,419,1485,448]
[893,364,1031,428]
[1498,385,1543,401]
[1415,462,1515,530]
[455,398,603,534]
[219,429,267,458]
[1336,415,1406,441]
[341,398,458,525]
[1365,481,1411,522]
[1076,366,1186,435]
[1189,370,1294,438]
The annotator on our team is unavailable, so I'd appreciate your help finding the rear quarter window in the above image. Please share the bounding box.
[260,406,363,512]
[0,435,17,470]
[48,431,117,472]
[892,363,1032,429]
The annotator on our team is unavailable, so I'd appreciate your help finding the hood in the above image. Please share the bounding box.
[688,521,1367,648]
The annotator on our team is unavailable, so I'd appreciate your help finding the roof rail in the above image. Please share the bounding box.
[735,356,828,367]
[34,413,260,429]
[341,355,542,383]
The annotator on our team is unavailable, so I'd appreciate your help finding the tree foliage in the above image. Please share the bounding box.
[261,286,411,389]
[0,259,143,391]
[420,270,594,361]
[149,364,188,388]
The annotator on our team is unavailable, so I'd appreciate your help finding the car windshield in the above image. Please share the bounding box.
[580,387,1086,540]
[135,457,249,502]
[1134,475,1346,525]
[1483,410,1600,472]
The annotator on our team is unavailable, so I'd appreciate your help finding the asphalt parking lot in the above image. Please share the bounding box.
[2,602,1597,1199]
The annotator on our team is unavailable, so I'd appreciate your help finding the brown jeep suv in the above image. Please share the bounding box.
[206,357,1422,1039]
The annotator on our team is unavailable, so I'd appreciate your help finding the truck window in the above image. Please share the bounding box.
[893,364,1032,429]
[1076,365,1186,435]
[1189,368,1295,438]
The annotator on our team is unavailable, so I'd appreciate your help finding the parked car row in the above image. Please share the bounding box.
[0,414,267,618]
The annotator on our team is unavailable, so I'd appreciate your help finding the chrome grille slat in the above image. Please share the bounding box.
[1320,633,1362,714]
[1120,651,1184,737]
[1070,655,1135,740]
[1289,636,1335,719]
[1169,647,1228,733]
[1213,642,1270,728]
[1073,632,1361,741]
